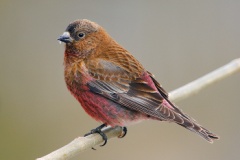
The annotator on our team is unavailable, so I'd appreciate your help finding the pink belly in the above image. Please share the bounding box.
[71,87,148,126]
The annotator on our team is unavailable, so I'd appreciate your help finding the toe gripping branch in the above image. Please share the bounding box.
[84,124,128,150]
[84,124,108,149]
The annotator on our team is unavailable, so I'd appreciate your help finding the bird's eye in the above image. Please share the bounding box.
[78,32,85,38]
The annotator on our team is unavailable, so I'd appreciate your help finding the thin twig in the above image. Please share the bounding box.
[37,127,122,160]
[169,58,240,102]
[37,58,240,160]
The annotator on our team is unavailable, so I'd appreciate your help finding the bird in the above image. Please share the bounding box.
[58,19,219,146]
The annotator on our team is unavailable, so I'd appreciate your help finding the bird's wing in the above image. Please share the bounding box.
[86,58,219,142]
[147,71,190,119]
[147,71,169,99]
[85,58,185,122]
[85,57,219,142]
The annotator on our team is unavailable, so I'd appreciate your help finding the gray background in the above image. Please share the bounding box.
[0,0,240,160]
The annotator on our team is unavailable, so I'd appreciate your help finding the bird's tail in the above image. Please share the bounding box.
[160,96,220,143]
[148,73,219,142]
[176,115,219,143]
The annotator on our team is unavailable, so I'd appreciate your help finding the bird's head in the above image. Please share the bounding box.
[58,19,108,57]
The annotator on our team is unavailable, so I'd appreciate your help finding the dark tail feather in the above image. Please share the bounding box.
[161,99,219,143]
[177,115,219,143]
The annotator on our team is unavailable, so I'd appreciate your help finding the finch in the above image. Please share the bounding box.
[58,19,219,145]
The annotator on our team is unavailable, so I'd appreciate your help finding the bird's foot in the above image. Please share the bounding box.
[118,126,127,138]
[84,124,108,150]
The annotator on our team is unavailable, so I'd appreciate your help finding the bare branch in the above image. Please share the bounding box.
[37,127,123,160]
[169,58,240,102]
[37,58,240,160]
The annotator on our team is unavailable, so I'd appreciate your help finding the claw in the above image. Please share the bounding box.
[84,124,108,150]
[118,126,127,138]
[98,131,108,147]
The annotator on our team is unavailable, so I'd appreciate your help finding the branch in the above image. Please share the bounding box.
[37,58,240,160]
[169,58,240,102]
[37,127,122,160]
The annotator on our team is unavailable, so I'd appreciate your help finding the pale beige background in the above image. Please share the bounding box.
[0,1,240,160]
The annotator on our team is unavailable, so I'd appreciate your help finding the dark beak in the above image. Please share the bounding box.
[58,32,73,43]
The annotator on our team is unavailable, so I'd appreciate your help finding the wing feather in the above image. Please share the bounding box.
[85,54,218,142]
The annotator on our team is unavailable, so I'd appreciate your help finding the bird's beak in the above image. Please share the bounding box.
[58,32,73,43]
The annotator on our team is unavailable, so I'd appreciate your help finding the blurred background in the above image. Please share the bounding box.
[0,0,240,160]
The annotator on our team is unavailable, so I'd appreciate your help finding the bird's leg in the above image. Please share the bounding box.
[118,126,127,138]
[84,124,108,149]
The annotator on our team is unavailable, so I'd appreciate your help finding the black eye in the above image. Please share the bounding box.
[78,32,85,38]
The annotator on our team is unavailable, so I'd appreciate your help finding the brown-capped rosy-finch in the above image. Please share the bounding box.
[58,19,219,146]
